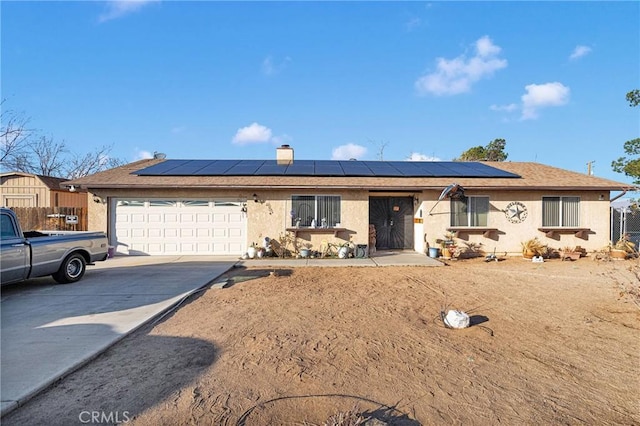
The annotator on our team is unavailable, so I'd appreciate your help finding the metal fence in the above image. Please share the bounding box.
[611,206,640,248]
[9,207,88,231]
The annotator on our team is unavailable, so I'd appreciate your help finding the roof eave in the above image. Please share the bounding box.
[78,183,631,192]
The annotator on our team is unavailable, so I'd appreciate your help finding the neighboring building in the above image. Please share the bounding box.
[65,146,635,257]
[0,172,88,208]
[611,198,640,249]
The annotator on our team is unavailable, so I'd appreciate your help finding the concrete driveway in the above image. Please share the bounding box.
[0,255,237,417]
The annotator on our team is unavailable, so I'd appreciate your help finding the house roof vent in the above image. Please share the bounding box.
[276,145,293,166]
[153,152,167,160]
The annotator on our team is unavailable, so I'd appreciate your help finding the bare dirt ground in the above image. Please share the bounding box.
[4,257,639,425]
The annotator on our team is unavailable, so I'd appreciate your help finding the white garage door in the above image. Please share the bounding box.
[114,199,246,255]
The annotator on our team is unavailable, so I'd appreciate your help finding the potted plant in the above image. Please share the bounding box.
[440,232,458,259]
[521,237,547,259]
[611,234,636,259]
[559,246,581,261]
[300,243,312,258]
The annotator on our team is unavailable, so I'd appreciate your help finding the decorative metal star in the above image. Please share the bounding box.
[507,203,526,222]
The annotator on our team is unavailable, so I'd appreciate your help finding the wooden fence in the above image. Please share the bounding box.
[9,207,88,231]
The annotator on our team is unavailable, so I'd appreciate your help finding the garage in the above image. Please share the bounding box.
[113,199,246,255]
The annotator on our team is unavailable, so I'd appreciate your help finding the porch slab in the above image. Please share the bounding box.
[237,251,443,267]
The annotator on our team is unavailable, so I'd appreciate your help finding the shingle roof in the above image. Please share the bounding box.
[64,159,634,191]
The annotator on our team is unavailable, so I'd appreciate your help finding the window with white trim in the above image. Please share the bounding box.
[291,195,341,227]
[542,196,580,227]
[450,196,489,227]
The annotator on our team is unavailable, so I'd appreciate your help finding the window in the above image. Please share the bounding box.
[116,200,145,207]
[184,200,210,207]
[542,196,580,227]
[1,213,19,238]
[450,196,489,227]
[291,195,341,227]
[214,201,241,207]
[149,200,177,207]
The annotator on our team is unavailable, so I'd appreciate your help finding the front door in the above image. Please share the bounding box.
[369,197,414,250]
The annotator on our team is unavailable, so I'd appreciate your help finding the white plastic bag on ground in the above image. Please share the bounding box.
[444,310,470,329]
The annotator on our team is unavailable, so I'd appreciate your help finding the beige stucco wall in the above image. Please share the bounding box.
[246,189,370,253]
[87,192,108,232]
[419,189,611,256]
[86,187,612,256]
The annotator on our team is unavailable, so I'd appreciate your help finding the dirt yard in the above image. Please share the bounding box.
[4,257,639,425]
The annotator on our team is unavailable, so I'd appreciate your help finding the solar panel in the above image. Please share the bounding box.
[195,160,240,175]
[314,160,345,176]
[284,160,316,176]
[225,160,264,175]
[362,161,404,176]
[133,159,520,178]
[416,162,455,177]
[256,161,288,175]
[469,162,516,177]
[134,159,191,175]
[453,162,518,177]
[389,161,432,177]
[162,160,215,175]
[339,161,376,176]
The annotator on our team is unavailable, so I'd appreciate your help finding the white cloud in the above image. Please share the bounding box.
[232,122,273,145]
[569,45,592,60]
[490,103,518,112]
[407,152,440,161]
[331,143,367,161]
[415,35,507,96]
[262,55,292,76]
[98,0,158,23]
[521,82,570,120]
[134,149,154,160]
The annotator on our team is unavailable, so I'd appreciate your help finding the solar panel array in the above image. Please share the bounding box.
[133,159,520,178]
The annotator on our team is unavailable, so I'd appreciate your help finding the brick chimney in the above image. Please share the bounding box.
[276,144,294,165]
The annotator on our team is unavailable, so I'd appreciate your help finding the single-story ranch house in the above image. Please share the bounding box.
[64,145,634,258]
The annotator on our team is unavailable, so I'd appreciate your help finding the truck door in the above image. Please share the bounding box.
[0,211,29,284]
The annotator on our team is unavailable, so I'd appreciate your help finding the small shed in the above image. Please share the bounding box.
[0,172,88,208]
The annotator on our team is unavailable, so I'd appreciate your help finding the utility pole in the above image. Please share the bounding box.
[587,160,595,176]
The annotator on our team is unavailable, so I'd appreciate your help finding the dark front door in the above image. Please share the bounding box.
[369,197,414,250]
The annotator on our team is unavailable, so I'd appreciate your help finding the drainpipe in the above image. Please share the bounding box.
[610,189,629,203]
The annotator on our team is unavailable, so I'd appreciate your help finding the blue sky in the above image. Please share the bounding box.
[2,1,639,185]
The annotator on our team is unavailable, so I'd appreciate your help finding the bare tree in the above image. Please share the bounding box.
[65,145,126,179]
[28,135,69,176]
[1,102,33,169]
[2,101,127,178]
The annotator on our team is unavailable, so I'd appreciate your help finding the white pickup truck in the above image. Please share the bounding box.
[0,208,109,285]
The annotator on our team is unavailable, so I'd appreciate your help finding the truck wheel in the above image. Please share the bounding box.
[53,253,86,284]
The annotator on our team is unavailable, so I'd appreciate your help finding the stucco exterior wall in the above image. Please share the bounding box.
[88,193,108,232]
[246,189,370,253]
[420,189,611,256]
[87,187,612,256]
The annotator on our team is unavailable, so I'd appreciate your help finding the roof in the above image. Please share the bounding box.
[64,159,634,192]
[1,171,85,191]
